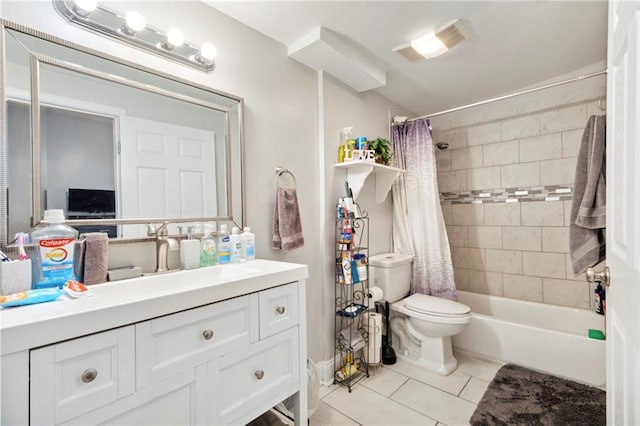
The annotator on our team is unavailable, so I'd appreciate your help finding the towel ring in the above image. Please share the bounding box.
[275,166,297,188]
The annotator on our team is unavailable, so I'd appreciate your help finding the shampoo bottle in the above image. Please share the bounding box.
[242,226,256,261]
[199,223,217,267]
[230,227,242,264]
[31,209,79,289]
[217,224,231,264]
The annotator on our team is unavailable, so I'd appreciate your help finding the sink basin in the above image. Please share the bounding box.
[112,262,269,290]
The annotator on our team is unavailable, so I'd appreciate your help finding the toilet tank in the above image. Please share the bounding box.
[369,253,413,302]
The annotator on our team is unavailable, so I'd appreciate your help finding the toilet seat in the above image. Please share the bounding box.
[403,293,470,318]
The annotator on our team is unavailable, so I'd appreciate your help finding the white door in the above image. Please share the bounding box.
[606,1,640,423]
[120,117,217,236]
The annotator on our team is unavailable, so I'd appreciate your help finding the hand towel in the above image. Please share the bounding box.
[569,115,606,275]
[272,187,304,251]
[82,232,109,285]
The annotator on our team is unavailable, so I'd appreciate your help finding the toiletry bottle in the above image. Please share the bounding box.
[230,227,242,264]
[31,209,79,289]
[242,226,256,261]
[199,224,217,267]
[217,224,231,264]
[181,227,201,270]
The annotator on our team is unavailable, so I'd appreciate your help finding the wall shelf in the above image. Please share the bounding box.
[335,162,405,203]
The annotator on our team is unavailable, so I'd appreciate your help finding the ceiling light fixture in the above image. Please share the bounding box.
[410,31,448,59]
[53,0,216,72]
[394,19,467,61]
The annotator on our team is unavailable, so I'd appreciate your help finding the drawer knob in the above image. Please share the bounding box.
[202,329,214,340]
[81,368,98,383]
[255,370,265,380]
[276,306,286,315]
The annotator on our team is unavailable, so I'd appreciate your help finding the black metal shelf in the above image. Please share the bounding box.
[334,215,370,392]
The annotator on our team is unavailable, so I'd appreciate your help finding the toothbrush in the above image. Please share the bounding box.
[15,233,29,261]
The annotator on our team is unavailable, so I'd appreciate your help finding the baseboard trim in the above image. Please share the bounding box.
[316,355,340,387]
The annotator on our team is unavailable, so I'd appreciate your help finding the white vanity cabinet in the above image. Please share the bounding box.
[0,261,308,426]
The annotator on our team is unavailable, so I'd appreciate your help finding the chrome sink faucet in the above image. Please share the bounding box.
[147,222,179,273]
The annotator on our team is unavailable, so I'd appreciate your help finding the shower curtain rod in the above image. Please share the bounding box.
[397,69,607,123]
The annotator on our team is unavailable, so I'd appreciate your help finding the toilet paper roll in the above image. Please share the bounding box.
[368,286,384,303]
[364,312,382,364]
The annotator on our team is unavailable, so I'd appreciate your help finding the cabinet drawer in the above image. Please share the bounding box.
[136,293,259,388]
[30,326,135,425]
[259,283,298,339]
[216,327,299,425]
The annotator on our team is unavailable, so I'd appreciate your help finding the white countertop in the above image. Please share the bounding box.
[0,260,308,356]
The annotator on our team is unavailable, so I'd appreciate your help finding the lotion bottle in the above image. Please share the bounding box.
[217,224,231,264]
[242,226,256,261]
[230,227,242,264]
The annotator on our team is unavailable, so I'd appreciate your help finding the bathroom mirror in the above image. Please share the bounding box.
[0,21,244,246]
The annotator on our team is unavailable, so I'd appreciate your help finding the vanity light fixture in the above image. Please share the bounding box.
[122,11,146,35]
[53,0,216,72]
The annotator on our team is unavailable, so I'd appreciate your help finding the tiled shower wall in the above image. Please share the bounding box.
[432,90,605,310]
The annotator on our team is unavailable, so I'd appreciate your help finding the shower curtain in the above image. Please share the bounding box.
[391,118,457,300]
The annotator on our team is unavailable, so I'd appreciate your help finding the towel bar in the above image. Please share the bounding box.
[275,166,297,188]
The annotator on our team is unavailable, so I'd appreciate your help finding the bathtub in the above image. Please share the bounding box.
[452,290,606,387]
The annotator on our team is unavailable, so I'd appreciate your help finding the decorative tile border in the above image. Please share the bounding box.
[440,185,573,204]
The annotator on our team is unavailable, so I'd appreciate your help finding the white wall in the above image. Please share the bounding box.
[1,1,411,364]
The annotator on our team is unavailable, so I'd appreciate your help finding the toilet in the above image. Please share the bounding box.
[369,253,472,375]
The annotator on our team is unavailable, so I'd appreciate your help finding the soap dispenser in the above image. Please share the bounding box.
[180,226,201,270]
[199,223,217,267]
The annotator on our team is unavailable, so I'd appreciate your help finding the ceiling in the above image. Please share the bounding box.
[204,1,608,116]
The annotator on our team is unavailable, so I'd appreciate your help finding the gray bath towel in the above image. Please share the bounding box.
[570,115,606,275]
[272,187,304,251]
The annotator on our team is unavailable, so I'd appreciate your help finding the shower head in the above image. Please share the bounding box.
[436,142,449,150]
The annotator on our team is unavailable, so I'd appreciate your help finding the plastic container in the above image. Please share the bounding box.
[217,224,231,264]
[199,223,217,267]
[242,227,256,261]
[30,209,79,289]
[180,234,200,270]
[230,227,242,264]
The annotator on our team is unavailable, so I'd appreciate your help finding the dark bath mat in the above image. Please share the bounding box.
[470,364,605,426]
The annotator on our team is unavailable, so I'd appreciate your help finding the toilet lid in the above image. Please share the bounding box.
[403,293,470,316]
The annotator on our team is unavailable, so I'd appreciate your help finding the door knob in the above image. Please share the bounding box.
[586,266,610,287]
[254,370,264,380]
[276,306,286,315]
[202,329,214,340]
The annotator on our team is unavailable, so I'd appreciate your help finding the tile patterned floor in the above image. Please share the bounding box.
[309,352,504,426]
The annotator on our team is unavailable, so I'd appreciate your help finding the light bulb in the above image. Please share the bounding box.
[411,31,448,59]
[200,43,217,61]
[165,28,185,49]
[124,11,146,34]
[73,0,97,16]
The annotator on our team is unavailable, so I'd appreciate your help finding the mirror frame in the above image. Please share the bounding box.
[0,20,246,247]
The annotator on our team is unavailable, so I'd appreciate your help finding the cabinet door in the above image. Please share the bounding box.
[136,293,259,388]
[215,327,299,425]
[59,365,208,425]
[30,326,135,425]
[259,282,299,339]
